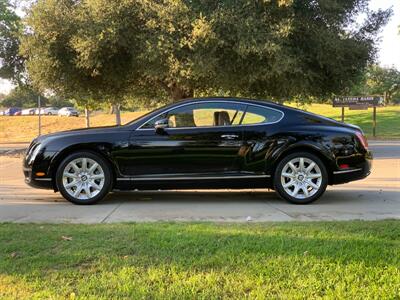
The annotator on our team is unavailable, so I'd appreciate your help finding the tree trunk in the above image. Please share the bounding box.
[115,104,121,126]
[109,104,115,114]
[85,106,90,128]
[169,84,194,101]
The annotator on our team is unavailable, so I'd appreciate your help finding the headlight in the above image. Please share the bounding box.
[28,144,42,165]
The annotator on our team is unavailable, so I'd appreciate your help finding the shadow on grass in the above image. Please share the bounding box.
[1,222,399,298]
[0,221,399,277]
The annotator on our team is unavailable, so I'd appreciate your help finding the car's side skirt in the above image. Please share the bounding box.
[116,174,270,181]
[114,174,272,190]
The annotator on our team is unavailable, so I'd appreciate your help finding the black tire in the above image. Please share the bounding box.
[273,152,328,204]
[56,151,113,205]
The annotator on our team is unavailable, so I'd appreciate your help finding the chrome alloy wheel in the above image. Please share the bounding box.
[62,157,105,200]
[280,157,322,199]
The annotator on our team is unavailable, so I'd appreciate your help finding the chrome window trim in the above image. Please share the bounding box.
[117,174,271,181]
[333,168,363,174]
[136,100,285,131]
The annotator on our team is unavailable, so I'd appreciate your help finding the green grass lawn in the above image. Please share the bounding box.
[1,221,399,299]
[290,104,400,139]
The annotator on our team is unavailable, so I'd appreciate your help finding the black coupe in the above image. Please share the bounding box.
[23,98,372,204]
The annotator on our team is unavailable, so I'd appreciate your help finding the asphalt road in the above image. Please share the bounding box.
[0,141,399,223]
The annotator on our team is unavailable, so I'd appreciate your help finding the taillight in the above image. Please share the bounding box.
[355,131,368,149]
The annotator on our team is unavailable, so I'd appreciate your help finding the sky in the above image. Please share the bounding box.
[369,0,400,69]
[0,0,399,95]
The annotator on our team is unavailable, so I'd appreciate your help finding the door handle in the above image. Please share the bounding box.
[221,134,239,140]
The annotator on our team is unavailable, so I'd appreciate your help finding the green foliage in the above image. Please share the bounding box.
[21,0,391,104]
[71,97,102,111]
[20,0,143,105]
[47,95,73,108]
[0,221,399,298]
[350,65,400,103]
[0,0,25,83]
[0,85,46,107]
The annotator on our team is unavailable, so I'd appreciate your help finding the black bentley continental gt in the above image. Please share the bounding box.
[23,97,372,205]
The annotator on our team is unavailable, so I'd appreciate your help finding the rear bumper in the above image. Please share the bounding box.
[331,151,372,185]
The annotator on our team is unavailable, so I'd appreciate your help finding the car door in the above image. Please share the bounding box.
[120,101,247,177]
[239,104,285,174]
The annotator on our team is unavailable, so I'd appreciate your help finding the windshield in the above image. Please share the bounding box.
[124,103,171,126]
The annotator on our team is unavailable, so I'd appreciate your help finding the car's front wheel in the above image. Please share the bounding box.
[56,151,112,204]
[274,152,328,204]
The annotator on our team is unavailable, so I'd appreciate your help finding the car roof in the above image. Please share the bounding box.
[173,97,286,110]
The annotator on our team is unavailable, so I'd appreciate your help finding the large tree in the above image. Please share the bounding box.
[21,0,144,124]
[0,0,25,84]
[21,0,391,109]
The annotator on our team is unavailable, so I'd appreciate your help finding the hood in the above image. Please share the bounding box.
[35,125,124,143]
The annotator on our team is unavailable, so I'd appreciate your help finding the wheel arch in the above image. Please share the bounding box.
[269,143,335,184]
[49,144,118,191]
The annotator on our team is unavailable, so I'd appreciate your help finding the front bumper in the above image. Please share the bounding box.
[23,148,58,190]
[23,167,54,189]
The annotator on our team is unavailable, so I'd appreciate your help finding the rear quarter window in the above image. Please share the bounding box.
[242,105,284,125]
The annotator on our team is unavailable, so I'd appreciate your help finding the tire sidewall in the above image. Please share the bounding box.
[274,152,328,204]
[56,151,112,205]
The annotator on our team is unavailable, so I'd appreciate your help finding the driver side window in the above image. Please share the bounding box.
[142,102,247,129]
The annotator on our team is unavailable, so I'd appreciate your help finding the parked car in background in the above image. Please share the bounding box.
[58,107,79,117]
[43,107,59,115]
[24,97,372,205]
[21,108,36,115]
[4,107,21,116]
[34,107,59,115]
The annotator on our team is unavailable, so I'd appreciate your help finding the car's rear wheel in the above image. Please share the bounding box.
[273,152,328,204]
[56,151,112,204]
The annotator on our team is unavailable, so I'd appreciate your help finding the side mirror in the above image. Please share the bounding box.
[155,118,169,134]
